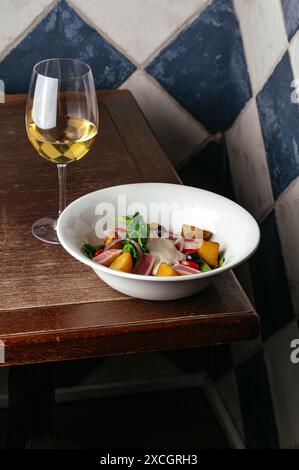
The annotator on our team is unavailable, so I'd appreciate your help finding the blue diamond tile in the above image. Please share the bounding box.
[146,0,252,133]
[257,52,299,199]
[249,211,295,341]
[236,351,279,449]
[0,0,135,93]
[281,0,299,40]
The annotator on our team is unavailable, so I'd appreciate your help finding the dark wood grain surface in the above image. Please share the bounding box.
[0,91,259,366]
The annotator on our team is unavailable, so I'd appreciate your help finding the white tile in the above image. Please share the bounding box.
[69,0,208,64]
[289,31,299,80]
[264,321,299,449]
[234,0,288,95]
[121,70,209,166]
[226,99,274,221]
[215,371,245,441]
[276,177,299,319]
[0,0,54,57]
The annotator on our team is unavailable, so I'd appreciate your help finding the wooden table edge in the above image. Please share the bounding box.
[0,309,259,367]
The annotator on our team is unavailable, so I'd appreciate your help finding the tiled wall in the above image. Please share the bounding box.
[1,0,299,448]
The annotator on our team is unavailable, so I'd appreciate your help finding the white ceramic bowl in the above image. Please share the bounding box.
[57,183,260,301]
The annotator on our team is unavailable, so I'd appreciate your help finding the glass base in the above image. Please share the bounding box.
[32,214,60,244]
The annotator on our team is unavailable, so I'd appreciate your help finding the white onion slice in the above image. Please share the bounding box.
[183,239,202,250]
[174,237,184,251]
[172,263,199,275]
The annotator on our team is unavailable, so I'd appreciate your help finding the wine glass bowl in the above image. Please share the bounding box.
[26,58,99,243]
[27,114,97,164]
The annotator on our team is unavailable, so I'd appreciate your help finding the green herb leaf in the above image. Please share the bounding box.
[122,241,138,261]
[125,212,149,252]
[81,243,104,259]
[218,254,225,267]
[199,259,212,272]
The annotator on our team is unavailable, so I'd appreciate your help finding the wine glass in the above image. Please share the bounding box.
[26,58,99,244]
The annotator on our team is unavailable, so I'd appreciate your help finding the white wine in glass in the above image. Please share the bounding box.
[26,58,99,244]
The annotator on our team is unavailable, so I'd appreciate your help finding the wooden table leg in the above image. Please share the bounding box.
[8,363,55,449]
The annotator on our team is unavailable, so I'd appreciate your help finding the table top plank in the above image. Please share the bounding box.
[0,91,259,366]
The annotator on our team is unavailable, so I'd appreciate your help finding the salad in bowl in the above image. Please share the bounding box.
[57,182,260,300]
[81,212,225,277]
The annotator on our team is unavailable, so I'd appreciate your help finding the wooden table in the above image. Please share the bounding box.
[0,91,259,448]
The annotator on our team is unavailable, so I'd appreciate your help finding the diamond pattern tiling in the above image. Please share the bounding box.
[257,52,299,199]
[281,0,299,40]
[226,98,274,221]
[0,0,53,56]
[0,0,135,93]
[69,0,208,65]
[121,71,209,166]
[146,0,252,133]
[234,0,288,95]
[249,211,295,341]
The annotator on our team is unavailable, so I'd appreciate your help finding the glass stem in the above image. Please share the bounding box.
[57,164,67,217]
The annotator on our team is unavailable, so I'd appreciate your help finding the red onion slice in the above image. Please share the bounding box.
[104,238,123,250]
[123,238,143,259]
